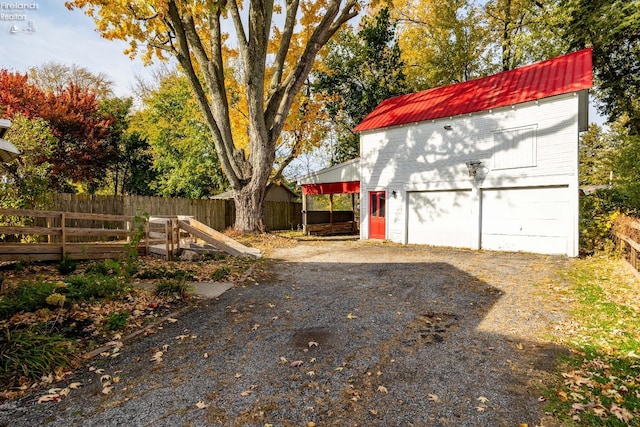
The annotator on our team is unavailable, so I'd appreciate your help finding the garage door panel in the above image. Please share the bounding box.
[481,235,567,253]
[481,187,568,254]
[408,190,472,248]
[482,218,567,236]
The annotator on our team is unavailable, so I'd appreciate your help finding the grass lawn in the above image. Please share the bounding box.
[546,256,640,425]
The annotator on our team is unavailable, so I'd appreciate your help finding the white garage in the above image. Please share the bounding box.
[407,190,473,248]
[341,49,594,257]
[480,186,569,255]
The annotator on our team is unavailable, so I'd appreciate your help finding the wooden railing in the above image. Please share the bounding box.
[0,209,261,263]
[0,208,145,262]
[612,214,640,279]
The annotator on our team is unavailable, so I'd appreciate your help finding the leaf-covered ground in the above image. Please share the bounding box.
[0,252,257,401]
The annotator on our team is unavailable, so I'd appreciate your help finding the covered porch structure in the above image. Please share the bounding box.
[298,159,361,236]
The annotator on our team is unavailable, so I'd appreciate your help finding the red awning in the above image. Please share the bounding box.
[302,181,360,195]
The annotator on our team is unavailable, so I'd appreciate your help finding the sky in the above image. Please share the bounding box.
[0,1,607,127]
[0,1,151,97]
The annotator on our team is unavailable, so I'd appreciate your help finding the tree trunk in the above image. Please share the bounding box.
[234,179,268,232]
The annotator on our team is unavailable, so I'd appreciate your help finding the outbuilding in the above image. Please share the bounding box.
[301,49,593,256]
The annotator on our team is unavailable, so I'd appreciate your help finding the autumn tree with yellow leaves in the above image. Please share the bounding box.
[65,0,359,232]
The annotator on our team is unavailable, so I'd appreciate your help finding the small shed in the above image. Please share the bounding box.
[297,158,360,235]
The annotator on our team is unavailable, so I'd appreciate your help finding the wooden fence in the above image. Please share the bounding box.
[0,208,145,262]
[49,193,302,232]
[612,214,640,279]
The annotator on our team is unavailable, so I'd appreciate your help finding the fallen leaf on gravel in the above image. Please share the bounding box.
[150,351,164,363]
[204,353,209,359]
[167,318,178,323]
[69,382,82,389]
[102,386,113,395]
[308,341,319,348]
[37,394,60,403]
[427,394,440,402]
[196,401,208,409]
[346,313,357,319]
[477,396,489,403]
[240,390,252,396]
[476,406,486,412]
[175,335,190,341]
[519,423,528,427]
[234,373,242,378]
[306,422,316,427]
[307,371,315,377]
[537,396,545,402]
[252,324,260,331]
[290,360,304,368]
[516,343,524,350]
[377,385,388,394]
[268,303,276,308]
[334,367,344,372]
[370,409,378,415]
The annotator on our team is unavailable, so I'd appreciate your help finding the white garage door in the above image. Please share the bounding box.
[481,186,568,254]
[407,190,472,248]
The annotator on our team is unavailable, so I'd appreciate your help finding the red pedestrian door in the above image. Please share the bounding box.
[369,191,386,239]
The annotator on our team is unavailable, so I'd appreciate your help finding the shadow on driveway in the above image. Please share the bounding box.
[1,247,568,427]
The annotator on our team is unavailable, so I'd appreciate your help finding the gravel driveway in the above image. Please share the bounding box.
[0,240,572,426]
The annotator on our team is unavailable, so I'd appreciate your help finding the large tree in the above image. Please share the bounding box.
[484,0,566,72]
[0,70,117,191]
[130,71,228,198]
[314,7,408,163]
[393,0,489,88]
[66,0,359,232]
[562,0,640,134]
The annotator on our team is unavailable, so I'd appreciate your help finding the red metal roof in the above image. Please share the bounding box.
[353,49,593,132]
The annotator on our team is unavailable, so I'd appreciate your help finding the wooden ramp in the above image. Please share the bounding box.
[177,216,261,259]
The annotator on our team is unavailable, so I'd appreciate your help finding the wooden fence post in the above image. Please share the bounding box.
[61,212,66,258]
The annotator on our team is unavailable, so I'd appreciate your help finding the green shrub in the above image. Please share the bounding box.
[0,280,58,319]
[137,266,195,281]
[105,311,130,331]
[155,279,192,297]
[579,188,639,256]
[65,274,132,301]
[56,257,78,275]
[0,325,76,386]
[210,267,231,281]
[85,259,122,276]
[200,251,227,261]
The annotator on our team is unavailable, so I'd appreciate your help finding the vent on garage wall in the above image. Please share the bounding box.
[492,125,537,170]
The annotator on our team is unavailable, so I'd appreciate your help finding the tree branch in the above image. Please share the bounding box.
[265,0,358,142]
[268,0,300,97]
[166,0,242,188]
